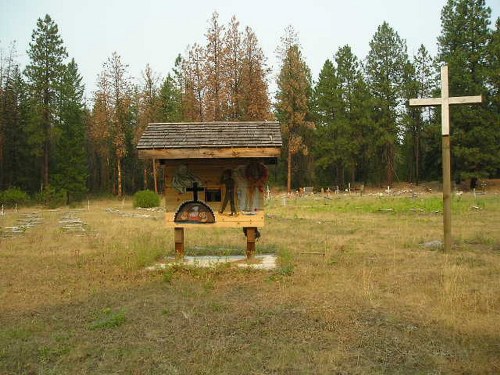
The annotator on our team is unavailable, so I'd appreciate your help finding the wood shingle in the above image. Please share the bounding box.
[137,121,282,160]
[137,121,282,149]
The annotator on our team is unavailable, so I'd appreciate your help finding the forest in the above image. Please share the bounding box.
[0,0,499,201]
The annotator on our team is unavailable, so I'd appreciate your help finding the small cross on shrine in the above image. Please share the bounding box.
[409,65,482,251]
[186,182,204,202]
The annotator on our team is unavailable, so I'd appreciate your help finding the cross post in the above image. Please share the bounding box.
[409,65,482,251]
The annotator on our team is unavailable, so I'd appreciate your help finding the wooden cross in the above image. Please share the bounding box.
[409,65,482,251]
[186,182,204,202]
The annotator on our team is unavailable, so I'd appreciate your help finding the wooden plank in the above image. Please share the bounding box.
[174,227,185,257]
[165,211,265,228]
[138,147,281,160]
[448,95,482,105]
[409,97,442,106]
[245,227,256,259]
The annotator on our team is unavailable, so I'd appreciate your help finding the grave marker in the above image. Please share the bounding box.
[409,65,482,251]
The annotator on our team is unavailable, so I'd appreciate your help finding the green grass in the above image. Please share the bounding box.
[90,308,127,330]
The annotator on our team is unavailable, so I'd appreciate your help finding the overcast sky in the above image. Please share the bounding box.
[1,0,499,100]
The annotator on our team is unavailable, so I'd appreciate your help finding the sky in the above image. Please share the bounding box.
[1,0,499,100]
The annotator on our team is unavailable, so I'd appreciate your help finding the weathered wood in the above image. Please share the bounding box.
[174,227,185,257]
[166,211,265,228]
[245,227,256,259]
[409,65,482,252]
[139,147,280,160]
[137,122,282,151]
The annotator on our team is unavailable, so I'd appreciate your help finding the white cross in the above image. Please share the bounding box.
[410,65,482,135]
[409,65,482,251]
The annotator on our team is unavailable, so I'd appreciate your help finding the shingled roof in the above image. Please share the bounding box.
[137,121,282,150]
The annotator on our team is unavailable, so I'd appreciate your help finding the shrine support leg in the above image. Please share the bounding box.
[245,227,256,259]
[174,227,185,258]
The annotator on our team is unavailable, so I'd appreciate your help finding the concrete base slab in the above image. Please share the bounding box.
[146,254,277,271]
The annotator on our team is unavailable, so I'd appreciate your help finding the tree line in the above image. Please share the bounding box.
[1,0,498,200]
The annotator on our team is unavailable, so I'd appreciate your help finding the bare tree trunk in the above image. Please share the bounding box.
[287,147,292,194]
[117,158,123,197]
[44,141,49,187]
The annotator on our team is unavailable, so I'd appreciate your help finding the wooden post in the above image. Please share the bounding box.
[174,227,185,258]
[442,135,452,252]
[245,227,256,259]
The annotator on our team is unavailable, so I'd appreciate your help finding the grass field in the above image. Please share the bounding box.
[1,191,499,374]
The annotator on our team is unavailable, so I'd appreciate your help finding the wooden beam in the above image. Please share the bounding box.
[166,211,265,228]
[138,147,281,160]
[174,227,185,258]
[448,96,482,105]
[245,227,256,259]
[409,98,442,107]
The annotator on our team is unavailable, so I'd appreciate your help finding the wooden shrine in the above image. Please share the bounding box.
[137,121,282,258]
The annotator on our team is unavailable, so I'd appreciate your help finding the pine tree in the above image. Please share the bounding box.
[182,44,205,121]
[402,45,437,184]
[90,52,133,196]
[366,22,409,185]
[204,11,226,121]
[88,89,111,193]
[334,45,374,184]
[240,26,272,121]
[486,18,500,176]
[52,59,88,202]
[0,44,32,190]
[438,0,499,180]
[224,16,243,120]
[275,28,315,192]
[159,74,183,122]
[24,14,68,189]
[137,64,162,191]
[311,59,344,186]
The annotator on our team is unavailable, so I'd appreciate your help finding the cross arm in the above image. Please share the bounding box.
[409,98,442,107]
[448,95,482,105]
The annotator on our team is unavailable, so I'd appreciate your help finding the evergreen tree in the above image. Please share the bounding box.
[182,43,205,121]
[311,59,345,186]
[275,27,315,192]
[89,52,133,196]
[136,64,162,191]
[334,45,374,185]
[401,45,437,184]
[240,26,272,121]
[486,18,500,176]
[24,15,68,190]
[0,44,32,190]
[52,59,88,202]
[204,11,226,121]
[159,74,183,122]
[366,22,409,185]
[438,0,499,180]
[224,16,243,120]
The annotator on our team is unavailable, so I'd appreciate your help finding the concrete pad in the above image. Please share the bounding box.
[146,254,277,271]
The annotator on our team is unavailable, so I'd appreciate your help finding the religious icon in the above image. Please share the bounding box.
[172,164,202,193]
[219,169,237,216]
[245,161,268,211]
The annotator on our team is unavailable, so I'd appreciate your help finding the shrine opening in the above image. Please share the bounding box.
[136,121,282,259]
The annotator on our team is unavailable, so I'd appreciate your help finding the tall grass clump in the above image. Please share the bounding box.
[128,233,168,269]
[133,190,160,208]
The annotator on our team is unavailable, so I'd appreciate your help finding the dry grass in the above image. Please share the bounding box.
[0,192,499,374]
